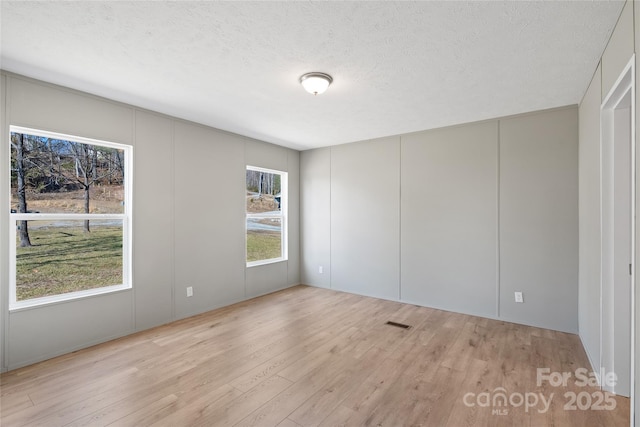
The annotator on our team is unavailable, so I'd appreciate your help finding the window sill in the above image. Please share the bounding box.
[9,284,132,312]
[246,258,287,268]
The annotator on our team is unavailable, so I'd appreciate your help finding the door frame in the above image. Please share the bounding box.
[600,54,636,423]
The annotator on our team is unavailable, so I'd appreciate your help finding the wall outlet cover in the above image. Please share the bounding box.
[515,292,524,303]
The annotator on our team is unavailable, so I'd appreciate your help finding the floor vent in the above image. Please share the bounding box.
[385,321,411,330]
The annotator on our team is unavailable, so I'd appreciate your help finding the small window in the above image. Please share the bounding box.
[9,126,132,309]
[246,166,287,266]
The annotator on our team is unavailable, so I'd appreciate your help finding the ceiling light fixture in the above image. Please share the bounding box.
[299,72,333,95]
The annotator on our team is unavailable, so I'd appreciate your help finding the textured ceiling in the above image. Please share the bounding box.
[0,1,624,150]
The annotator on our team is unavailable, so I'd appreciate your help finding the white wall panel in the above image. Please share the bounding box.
[578,65,602,371]
[1,73,7,372]
[401,122,498,317]
[8,76,133,144]
[287,149,301,286]
[602,1,634,100]
[300,148,331,289]
[245,138,288,172]
[133,111,174,330]
[246,261,289,298]
[331,137,400,301]
[8,291,133,370]
[174,122,246,319]
[500,107,579,333]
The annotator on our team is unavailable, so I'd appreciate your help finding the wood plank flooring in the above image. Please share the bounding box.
[0,285,630,426]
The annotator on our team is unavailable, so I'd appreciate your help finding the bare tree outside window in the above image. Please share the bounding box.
[10,133,32,247]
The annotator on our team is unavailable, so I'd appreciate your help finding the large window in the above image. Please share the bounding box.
[246,166,287,266]
[9,126,132,309]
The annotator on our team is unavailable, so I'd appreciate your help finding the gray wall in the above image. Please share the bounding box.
[330,137,400,301]
[401,122,498,318]
[499,108,578,331]
[601,1,634,101]
[300,148,331,289]
[301,106,579,333]
[578,0,638,397]
[0,72,7,374]
[174,121,246,317]
[0,72,300,371]
[578,64,602,371]
[134,110,175,330]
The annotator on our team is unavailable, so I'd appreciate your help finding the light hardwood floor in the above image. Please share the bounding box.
[0,285,630,426]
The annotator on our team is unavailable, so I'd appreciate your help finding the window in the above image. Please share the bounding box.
[246,166,287,266]
[9,126,132,309]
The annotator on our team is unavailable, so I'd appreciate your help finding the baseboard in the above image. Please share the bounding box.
[578,332,600,387]
[7,328,135,372]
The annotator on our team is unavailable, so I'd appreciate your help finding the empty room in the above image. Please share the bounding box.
[0,1,638,426]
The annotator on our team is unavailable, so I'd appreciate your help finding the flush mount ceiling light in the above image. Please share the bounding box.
[299,72,333,95]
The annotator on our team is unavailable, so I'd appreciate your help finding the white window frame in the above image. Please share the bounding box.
[8,126,133,310]
[246,166,287,267]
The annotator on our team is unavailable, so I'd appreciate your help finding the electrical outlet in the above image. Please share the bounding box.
[187,286,193,297]
[319,266,323,274]
[514,292,523,303]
